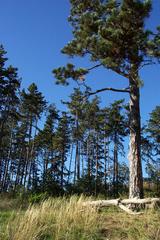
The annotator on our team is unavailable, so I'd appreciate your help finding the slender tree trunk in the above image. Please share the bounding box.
[27,119,37,190]
[2,124,14,191]
[81,146,84,177]
[73,145,77,184]
[104,136,107,192]
[24,117,33,189]
[113,133,118,197]
[67,143,73,184]
[107,141,111,194]
[75,111,80,181]
[75,140,80,180]
[128,72,143,199]
[14,148,23,191]
[60,148,65,188]
[95,132,99,196]
[87,136,91,178]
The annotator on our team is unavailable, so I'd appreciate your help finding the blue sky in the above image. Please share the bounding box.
[0,0,160,124]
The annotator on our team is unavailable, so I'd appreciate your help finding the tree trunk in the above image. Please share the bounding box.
[76,140,80,180]
[87,135,91,178]
[113,133,118,197]
[14,148,23,192]
[67,143,73,184]
[128,74,143,198]
[104,136,107,191]
[60,148,65,188]
[95,133,99,196]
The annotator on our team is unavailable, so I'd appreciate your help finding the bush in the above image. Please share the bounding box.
[28,192,49,204]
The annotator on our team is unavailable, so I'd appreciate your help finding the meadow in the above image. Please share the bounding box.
[0,195,159,240]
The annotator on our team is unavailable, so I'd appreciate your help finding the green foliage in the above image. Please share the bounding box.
[53,0,160,85]
[147,106,160,143]
[28,192,49,204]
[0,44,159,198]
[66,175,104,195]
[142,106,160,196]
[53,64,88,85]
[21,82,47,119]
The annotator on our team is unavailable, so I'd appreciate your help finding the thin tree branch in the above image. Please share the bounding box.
[87,64,102,71]
[86,87,130,97]
[83,48,129,78]
[140,61,156,69]
[87,64,129,78]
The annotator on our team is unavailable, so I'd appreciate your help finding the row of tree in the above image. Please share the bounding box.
[0,45,159,197]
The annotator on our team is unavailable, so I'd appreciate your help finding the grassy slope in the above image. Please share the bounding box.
[0,196,159,240]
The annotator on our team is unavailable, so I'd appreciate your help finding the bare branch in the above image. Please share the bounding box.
[87,64,102,71]
[140,61,156,69]
[86,87,130,97]
[88,64,129,78]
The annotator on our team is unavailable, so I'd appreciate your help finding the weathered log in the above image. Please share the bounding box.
[82,198,160,215]
[83,199,120,207]
[121,198,160,205]
[83,198,160,206]
[118,204,143,215]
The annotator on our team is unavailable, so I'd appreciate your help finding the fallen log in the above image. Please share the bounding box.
[83,198,160,207]
[121,198,160,205]
[83,199,120,207]
[82,198,160,215]
[118,204,143,215]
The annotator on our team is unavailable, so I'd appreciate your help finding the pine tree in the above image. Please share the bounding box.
[16,83,46,190]
[64,88,85,182]
[107,100,128,196]
[145,106,160,193]
[54,112,71,188]
[79,96,105,195]
[35,104,60,193]
[53,0,160,198]
[0,45,21,191]
[147,106,160,146]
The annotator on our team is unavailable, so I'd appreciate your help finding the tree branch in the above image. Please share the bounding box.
[111,67,129,78]
[87,64,129,78]
[86,87,130,97]
[87,64,102,71]
[140,61,156,69]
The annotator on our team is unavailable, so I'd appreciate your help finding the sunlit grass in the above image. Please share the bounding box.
[100,207,160,240]
[6,196,101,240]
[0,195,159,240]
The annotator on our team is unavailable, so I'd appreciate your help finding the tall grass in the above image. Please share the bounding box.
[101,207,160,240]
[6,196,101,240]
[1,195,159,240]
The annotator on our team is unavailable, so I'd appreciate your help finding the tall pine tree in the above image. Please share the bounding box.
[53,0,160,198]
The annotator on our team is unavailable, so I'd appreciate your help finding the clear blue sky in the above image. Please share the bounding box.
[0,0,160,124]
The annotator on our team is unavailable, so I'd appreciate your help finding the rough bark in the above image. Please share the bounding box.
[128,73,143,199]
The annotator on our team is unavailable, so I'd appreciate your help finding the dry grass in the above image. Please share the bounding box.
[100,207,160,240]
[0,196,160,240]
[6,196,101,240]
